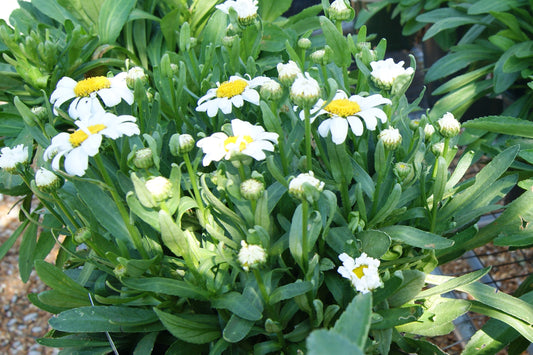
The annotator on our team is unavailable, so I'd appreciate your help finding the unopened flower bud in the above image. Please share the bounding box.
[378,128,402,150]
[31,106,47,120]
[424,124,435,140]
[169,133,195,156]
[394,162,413,180]
[277,60,302,86]
[126,66,148,89]
[145,176,173,202]
[289,171,325,202]
[133,148,154,169]
[240,178,265,200]
[113,264,127,278]
[432,142,445,156]
[328,0,353,22]
[0,144,28,173]
[409,119,420,130]
[290,73,321,108]
[437,112,461,138]
[298,38,311,50]
[222,35,237,47]
[35,167,62,192]
[74,227,92,244]
[260,78,283,101]
[238,240,267,271]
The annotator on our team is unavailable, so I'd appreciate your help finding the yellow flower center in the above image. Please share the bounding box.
[69,124,106,147]
[324,99,361,117]
[224,135,253,152]
[352,265,368,279]
[74,76,111,97]
[216,79,248,98]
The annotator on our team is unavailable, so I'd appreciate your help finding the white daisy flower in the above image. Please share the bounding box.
[238,240,266,271]
[288,171,325,201]
[337,252,383,294]
[277,60,302,86]
[216,0,258,25]
[196,118,278,166]
[370,58,414,90]
[0,144,28,173]
[437,112,461,138]
[308,90,391,144]
[196,75,268,117]
[50,72,134,118]
[43,112,140,176]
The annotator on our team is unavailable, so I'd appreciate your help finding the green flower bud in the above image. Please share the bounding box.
[31,106,47,121]
[424,124,435,140]
[113,264,127,278]
[222,35,238,47]
[289,171,325,203]
[431,142,445,156]
[126,66,148,89]
[437,112,461,138]
[328,0,353,22]
[240,178,265,200]
[394,162,413,181]
[169,133,195,156]
[290,73,321,108]
[133,148,154,169]
[297,38,311,50]
[260,78,283,101]
[378,128,402,150]
[74,227,92,244]
[409,119,420,130]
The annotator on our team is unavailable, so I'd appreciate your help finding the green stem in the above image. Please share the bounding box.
[51,191,81,231]
[371,150,389,217]
[238,163,247,181]
[304,108,312,171]
[269,102,289,175]
[301,200,309,271]
[183,152,206,225]
[253,268,269,304]
[340,178,351,218]
[94,154,148,259]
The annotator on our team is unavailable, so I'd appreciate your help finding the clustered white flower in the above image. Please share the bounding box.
[289,171,325,201]
[370,58,414,91]
[337,252,383,294]
[0,144,28,173]
[216,0,258,25]
[238,240,267,271]
[437,112,461,137]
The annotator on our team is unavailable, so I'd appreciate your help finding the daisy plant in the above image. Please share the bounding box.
[1,1,533,354]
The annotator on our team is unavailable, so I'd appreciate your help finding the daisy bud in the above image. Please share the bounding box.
[169,133,195,156]
[35,167,62,192]
[240,178,265,200]
[328,0,353,22]
[310,46,333,66]
[31,106,47,121]
[290,73,321,108]
[409,119,420,130]
[238,240,267,272]
[437,112,461,138]
[260,78,283,101]
[190,37,198,47]
[378,128,402,150]
[394,162,413,181]
[170,63,179,75]
[289,171,325,203]
[297,38,311,50]
[126,66,148,89]
[74,227,92,244]
[222,35,237,47]
[424,124,435,140]
[133,148,154,169]
[113,264,127,278]
[431,142,445,156]
[370,58,414,91]
[145,176,173,202]
[0,144,28,174]
[277,60,302,86]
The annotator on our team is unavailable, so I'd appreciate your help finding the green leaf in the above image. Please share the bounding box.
[222,315,255,343]
[0,219,27,261]
[432,64,493,95]
[18,220,38,283]
[269,280,313,304]
[464,116,533,138]
[422,15,482,41]
[133,332,159,355]
[371,306,424,329]
[356,230,391,258]
[494,229,533,247]
[154,308,220,344]
[259,0,293,22]
[50,306,162,333]
[35,260,91,302]
[121,277,208,300]
[98,0,136,44]
[307,329,364,355]
[158,210,187,257]
[467,0,528,15]
[333,292,372,348]
[31,0,78,24]
[212,292,263,321]
[379,225,453,249]
[417,267,491,299]
[37,333,115,348]
[319,16,350,68]
[387,270,426,307]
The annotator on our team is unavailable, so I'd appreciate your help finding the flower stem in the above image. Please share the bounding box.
[304,108,312,171]
[51,191,81,230]
[183,152,206,225]
[94,154,148,258]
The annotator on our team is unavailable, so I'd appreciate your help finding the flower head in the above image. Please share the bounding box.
[196,119,278,166]
[370,58,414,91]
[126,66,148,88]
[0,144,28,173]
[260,78,283,101]
[424,123,435,140]
[196,75,268,117]
[437,112,461,138]
[50,73,134,118]
[290,72,321,108]
[145,176,173,202]
[35,167,62,192]
[328,0,353,22]
[216,0,258,26]
[238,240,266,271]
[289,171,325,202]
[277,61,302,86]
[43,111,140,176]
[378,127,402,150]
[337,252,383,294]
[308,90,391,144]
[240,178,265,200]
[133,148,154,169]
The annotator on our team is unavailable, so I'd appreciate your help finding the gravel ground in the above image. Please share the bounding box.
[0,195,58,355]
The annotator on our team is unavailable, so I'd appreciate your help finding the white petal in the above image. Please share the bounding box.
[329,117,348,144]
[317,119,331,138]
[231,119,252,136]
[81,134,102,156]
[231,94,244,108]
[357,110,380,130]
[207,101,220,117]
[97,88,121,107]
[64,148,89,176]
[219,98,233,114]
[197,89,217,105]
[241,89,259,105]
[347,116,364,136]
